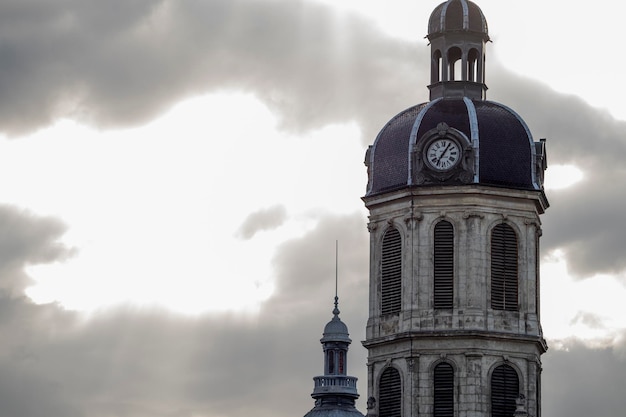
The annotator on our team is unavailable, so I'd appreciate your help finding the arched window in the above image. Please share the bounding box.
[491,364,519,417]
[433,50,443,83]
[434,221,454,309]
[379,368,402,417]
[447,47,463,81]
[327,350,335,374]
[491,224,518,311]
[467,48,480,82]
[338,351,345,374]
[434,363,454,417]
[381,228,402,315]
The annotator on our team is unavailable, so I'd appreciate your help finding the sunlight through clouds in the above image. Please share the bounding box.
[0,1,624,416]
[541,250,626,345]
[17,93,366,314]
[544,164,583,190]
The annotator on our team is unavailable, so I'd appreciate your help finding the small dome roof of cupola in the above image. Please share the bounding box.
[321,299,351,344]
[428,0,489,39]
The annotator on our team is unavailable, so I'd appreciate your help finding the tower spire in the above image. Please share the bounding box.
[334,240,340,317]
[302,243,364,417]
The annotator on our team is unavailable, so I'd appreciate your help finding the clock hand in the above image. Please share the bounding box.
[436,143,451,164]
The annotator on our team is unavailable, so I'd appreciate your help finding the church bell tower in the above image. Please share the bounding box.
[362,1,548,417]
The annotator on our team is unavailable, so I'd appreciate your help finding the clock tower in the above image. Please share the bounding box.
[362,2,548,417]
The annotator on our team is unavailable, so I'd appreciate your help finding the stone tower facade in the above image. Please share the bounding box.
[361,2,548,417]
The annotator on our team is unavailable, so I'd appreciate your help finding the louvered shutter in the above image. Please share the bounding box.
[434,363,454,417]
[381,228,402,315]
[379,368,402,417]
[491,365,519,417]
[491,224,518,311]
[434,221,454,309]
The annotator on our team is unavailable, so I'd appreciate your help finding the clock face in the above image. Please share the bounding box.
[425,138,461,171]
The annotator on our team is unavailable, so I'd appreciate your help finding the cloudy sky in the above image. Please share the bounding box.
[1,0,625,416]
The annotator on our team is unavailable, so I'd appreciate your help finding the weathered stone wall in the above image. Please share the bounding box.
[363,185,547,417]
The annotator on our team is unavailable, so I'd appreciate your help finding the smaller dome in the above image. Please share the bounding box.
[428,0,489,38]
[304,404,365,417]
[321,314,351,343]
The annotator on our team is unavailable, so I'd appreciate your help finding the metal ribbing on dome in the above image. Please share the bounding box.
[368,103,428,195]
[443,0,467,31]
[367,99,541,196]
[428,0,489,36]
[476,102,534,189]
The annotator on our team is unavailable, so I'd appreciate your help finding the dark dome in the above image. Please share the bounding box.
[428,0,488,38]
[366,98,542,196]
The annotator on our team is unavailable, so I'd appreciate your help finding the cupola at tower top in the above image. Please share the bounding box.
[428,0,489,38]
[302,296,364,417]
[427,0,490,100]
[363,0,548,201]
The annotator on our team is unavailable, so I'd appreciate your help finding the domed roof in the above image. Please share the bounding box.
[365,98,543,196]
[321,312,351,343]
[428,0,488,38]
[304,405,365,417]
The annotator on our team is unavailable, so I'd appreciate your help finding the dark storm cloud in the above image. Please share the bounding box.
[488,69,626,278]
[236,205,288,239]
[0,205,624,417]
[1,1,626,417]
[3,0,621,279]
[0,211,369,417]
[0,205,77,416]
[0,204,74,294]
[543,339,626,417]
[0,0,419,138]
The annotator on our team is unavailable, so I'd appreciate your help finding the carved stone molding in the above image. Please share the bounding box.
[524,218,543,236]
[463,211,485,220]
[524,218,540,228]
[404,212,423,229]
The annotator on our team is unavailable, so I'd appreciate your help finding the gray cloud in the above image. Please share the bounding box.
[0,205,74,295]
[0,211,369,417]
[1,0,626,416]
[543,339,626,417]
[0,207,625,417]
[487,68,626,278]
[569,311,606,329]
[236,205,288,239]
[3,0,623,280]
[0,0,419,139]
